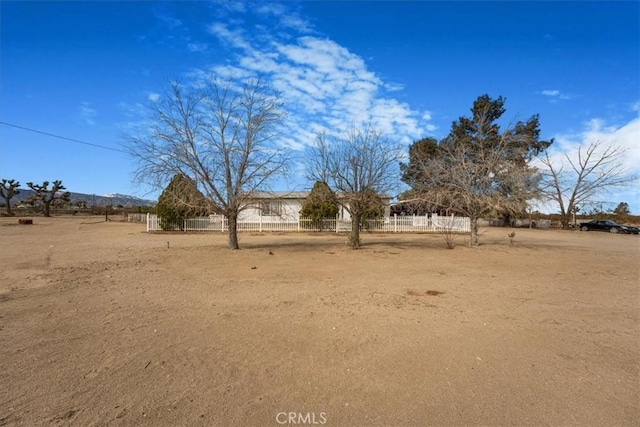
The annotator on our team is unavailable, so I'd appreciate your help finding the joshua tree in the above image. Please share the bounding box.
[0,179,20,216]
[26,180,71,217]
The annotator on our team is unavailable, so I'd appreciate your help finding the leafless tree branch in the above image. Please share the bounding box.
[126,77,289,249]
[539,140,636,228]
[307,124,403,248]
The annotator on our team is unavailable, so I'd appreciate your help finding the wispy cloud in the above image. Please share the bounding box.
[279,14,312,33]
[197,3,434,148]
[117,101,151,134]
[207,23,251,50]
[79,102,97,125]
[542,117,640,174]
[534,116,640,212]
[384,82,405,92]
[214,0,246,14]
[541,89,570,100]
[576,118,640,174]
[158,14,182,30]
[187,42,208,52]
[254,3,312,33]
[147,92,160,103]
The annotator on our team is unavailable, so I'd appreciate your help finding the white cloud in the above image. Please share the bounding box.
[577,117,640,174]
[279,14,312,33]
[541,89,570,101]
[534,116,640,213]
[157,14,182,30]
[79,102,97,125]
[540,118,640,181]
[195,11,435,150]
[216,0,246,13]
[541,89,560,97]
[204,64,254,81]
[116,101,152,134]
[254,3,311,33]
[125,0,435,196]
[255,3,287,16]
[631,101,640,112]
[187,42,208,52]
[207,23,251,50]
[384,82,405,92]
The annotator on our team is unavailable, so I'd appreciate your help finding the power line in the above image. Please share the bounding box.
[0,121,128,153]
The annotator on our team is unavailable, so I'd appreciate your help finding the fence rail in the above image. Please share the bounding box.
[137,213,471,234]
[127,213,148,223]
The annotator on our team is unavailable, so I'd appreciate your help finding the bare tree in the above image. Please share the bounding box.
[539,140,636,229]
[127,77,288,249]
[0,179,20,216]
[414,135,538,245]
[307,125,402,249]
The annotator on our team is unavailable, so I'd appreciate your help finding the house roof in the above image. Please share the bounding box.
[247,191,393,201]
[248,191,310,200]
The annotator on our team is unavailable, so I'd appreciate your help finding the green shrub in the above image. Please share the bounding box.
[156,174,208,231]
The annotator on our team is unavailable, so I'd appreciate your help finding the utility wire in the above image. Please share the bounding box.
[0,121,128,153]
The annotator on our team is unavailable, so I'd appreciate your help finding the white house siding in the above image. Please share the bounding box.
[236,191,390,222]
[238,199,303,222]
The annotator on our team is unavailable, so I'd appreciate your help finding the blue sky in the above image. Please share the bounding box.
[1,1,638,212]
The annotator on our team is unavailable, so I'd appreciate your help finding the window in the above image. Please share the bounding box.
[261,201,282,216]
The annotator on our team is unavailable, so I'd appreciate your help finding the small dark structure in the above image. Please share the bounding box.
[18,219,33,225]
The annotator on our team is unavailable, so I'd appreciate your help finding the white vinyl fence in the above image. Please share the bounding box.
[138,213,471,234]
[127,213,148,223]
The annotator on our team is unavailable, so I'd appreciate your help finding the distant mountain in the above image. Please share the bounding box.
[100,193,156,206]
[12,189,155,207]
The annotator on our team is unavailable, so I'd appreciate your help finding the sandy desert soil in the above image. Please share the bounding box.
[0,217,638,426]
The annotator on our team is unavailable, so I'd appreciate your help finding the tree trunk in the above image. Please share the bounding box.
[227,212,240,250]
[43,201,51,217]
[501,212,512,227]
[5,199,12,216]
[349,215,361,249]
[559,206,570,230]
[470,217,479,245]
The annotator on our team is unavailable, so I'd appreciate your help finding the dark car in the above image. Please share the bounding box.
[579,220,640,234]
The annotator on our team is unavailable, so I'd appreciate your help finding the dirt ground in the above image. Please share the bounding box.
[0,217,638,426]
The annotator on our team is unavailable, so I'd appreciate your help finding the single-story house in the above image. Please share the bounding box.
[237,191,391,222]
[238,191,308,222]
[389,198,456,217]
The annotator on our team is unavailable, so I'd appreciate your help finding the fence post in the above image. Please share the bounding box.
[394,214,397,233]
[298,217,300,232]
[259,215,262,233]
[146,213,150,232]
[336,214,339,233]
